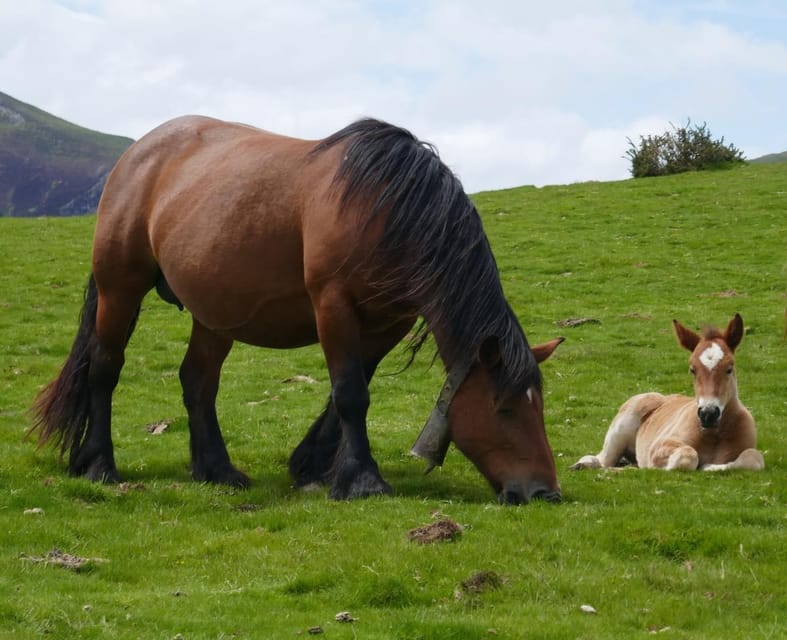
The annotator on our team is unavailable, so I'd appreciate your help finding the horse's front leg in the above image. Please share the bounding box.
[702,448,765,471]
[312,289,391,500]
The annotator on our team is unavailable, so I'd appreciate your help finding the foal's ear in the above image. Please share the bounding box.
[478,336,502,370]
[673,319,700,352]
[724,313,744,352]
[530,337,564,363]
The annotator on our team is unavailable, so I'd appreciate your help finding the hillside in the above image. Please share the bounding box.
[0,91,133,217]
[749,150,787,164]
[0,162,784,638]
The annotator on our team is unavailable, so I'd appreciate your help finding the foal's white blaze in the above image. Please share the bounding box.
[699,342,724,371]
[698,396,723,410]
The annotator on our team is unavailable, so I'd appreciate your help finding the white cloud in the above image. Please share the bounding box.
[2,1,786,191]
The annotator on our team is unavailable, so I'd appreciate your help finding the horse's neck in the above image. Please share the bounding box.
[430,325,471,374]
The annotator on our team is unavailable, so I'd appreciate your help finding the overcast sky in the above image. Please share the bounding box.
[2,1,786,192]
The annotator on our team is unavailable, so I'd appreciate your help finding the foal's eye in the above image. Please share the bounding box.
[726,367,734,375]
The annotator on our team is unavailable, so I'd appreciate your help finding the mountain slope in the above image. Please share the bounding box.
[0,91,133,217]
[749,150,787,164]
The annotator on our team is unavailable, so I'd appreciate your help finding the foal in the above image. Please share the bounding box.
[572,314,764,471]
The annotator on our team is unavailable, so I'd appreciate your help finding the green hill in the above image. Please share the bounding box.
[0,91,133,217]
[0,162,784,638]
[749,150,787,164]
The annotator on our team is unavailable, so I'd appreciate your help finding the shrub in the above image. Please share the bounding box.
[626,120,744,178]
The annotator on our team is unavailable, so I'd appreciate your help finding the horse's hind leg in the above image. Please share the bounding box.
[288,400,341,488]
[70,285,146,481]
[289,350,391,489]
[180,318,250,487]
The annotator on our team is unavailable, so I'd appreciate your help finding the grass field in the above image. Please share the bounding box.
[1,162,784,639]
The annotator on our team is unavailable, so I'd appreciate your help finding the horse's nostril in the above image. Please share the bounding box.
[500,483,562,505]
[698,406,721,428]
[500,489,526,506]
[530,487,562,503]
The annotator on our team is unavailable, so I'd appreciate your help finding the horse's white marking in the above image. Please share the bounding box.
[698,396,722,410]
[526,387,534,404]
[699,342,724,371]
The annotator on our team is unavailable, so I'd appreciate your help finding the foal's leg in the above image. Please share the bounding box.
[651,440,699,470]
[571,393,664,470]
[702,448,765,471]
[180,319,250,487]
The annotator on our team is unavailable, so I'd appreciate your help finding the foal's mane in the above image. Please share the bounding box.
[312,118,541,394]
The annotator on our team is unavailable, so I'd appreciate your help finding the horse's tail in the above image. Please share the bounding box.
[29,274,113,458]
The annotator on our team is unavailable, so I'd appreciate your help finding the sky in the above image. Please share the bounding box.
[2,0,786,192]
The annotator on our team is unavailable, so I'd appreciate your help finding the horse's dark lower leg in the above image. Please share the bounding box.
[328,367,392,500]
[66,335,125,481]
[288,400,341,487]
[289,351,391,492]
[180,320,249,487]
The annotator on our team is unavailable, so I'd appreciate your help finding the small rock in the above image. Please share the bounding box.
[580,604,597,614]
[145,420,170,435]
[307,626,323,635]
[335,611,357,623]
[24,508,44,516]
[283,375,317,384]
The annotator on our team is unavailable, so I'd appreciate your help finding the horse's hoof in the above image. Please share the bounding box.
[70,455,120,483]
[193,465,251,488]
[329,470,393,500]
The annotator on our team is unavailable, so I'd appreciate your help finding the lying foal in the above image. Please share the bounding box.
[572,314,764,471]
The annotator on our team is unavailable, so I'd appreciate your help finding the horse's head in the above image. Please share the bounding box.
[447,336,563,505]
[673,313,743,430]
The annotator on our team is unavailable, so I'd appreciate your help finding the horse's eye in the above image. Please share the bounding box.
[726,367,733,375]
[497,407,516,419]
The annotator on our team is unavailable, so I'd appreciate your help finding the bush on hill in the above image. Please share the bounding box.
[626,120,744,178]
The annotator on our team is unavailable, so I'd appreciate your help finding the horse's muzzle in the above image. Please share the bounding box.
[499,482,562,506]
[698,406,721,429]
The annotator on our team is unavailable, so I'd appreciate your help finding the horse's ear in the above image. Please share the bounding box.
[673,319,700,352]
[724,313,744,352]
[478,336,501,370]
[530,337,564,363]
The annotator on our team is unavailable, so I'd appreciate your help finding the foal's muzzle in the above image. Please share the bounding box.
[698,405,721,429]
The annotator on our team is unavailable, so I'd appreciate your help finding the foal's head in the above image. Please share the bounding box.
[673,313,744,430]
[448,337,563,505]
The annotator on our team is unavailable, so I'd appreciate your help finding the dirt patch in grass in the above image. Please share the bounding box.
[408,518,463,544]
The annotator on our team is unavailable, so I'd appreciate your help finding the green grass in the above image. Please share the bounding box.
[1,163,784,639]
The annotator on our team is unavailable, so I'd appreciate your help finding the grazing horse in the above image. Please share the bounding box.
[571,314,764,471]
[31,116,563,504]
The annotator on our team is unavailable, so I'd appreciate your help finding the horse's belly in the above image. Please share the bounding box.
[225,296,318,348]
[185,290,318,348]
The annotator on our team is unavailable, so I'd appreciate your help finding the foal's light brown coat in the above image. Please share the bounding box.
[572,314,763,471]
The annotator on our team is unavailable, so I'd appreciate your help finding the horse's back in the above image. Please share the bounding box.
[92,116,341,345]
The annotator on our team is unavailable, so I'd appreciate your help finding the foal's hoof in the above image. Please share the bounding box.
[570,456,601,470]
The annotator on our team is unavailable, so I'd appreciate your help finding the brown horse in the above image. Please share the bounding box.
[571,314,764,471]
[31,116,563,504]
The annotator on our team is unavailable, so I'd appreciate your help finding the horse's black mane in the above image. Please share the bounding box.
[312,118,541,395]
